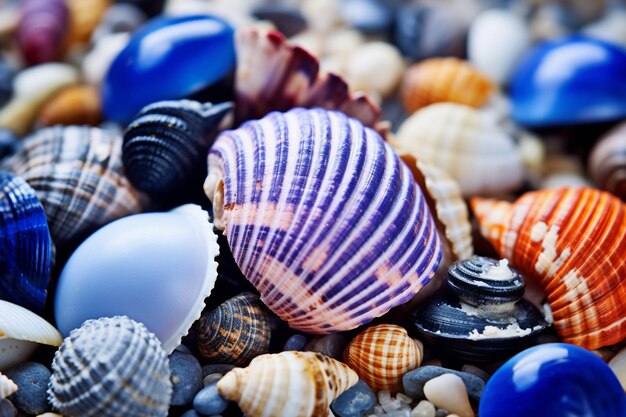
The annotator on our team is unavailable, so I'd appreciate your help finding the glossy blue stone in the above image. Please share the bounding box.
[102,15,235,124]
[479,343,626,417]
[511,36,626,127]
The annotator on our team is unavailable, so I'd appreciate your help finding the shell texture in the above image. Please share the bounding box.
[343,324,423,392]
[392,103,524,197]
[1,126,145,248]
[0,372,17,399]
[205,108,442,333]
[217,351,358,417]
[195,292,271,366]
[38,85,102,127]
[471,187,626,350]
[0,171,53,312]
[123,100,232,197]
[401,58,494,115]
[17,0,69,65]
[48,316,172,417]
[589,122,626,201]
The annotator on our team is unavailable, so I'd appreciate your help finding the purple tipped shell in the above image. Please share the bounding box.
[17,0,69,65]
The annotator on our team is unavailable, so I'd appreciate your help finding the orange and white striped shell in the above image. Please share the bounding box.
[217,351,358,417]
[401,57,494,114]
[471,187,626,349]
[343,324,423,393]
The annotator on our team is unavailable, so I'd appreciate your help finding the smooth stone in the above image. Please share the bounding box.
[479,343,626,417]
[424,374,474,417]
[202,364,235,378]
[82,32,130,87]
[340,0,393,33]
[283,334,307,351]
[251,5,306,37]
[170,352,203,406]
[411,400,435,417]
[434,411,448,417]
[608,347,626,391]
[102,15,235,124]
[172,344,193,356]
[203,373,223,387]
[181,410,202,417]
[0,399,16,417]
[0,129,18,160]
[460,365,490,383]
[330,380,376,417]
[402,366,484,403]
[4,362,50,415]
[193,382,229,416]
[304,333,349,360]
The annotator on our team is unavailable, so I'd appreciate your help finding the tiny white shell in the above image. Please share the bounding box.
[0,372,17,399]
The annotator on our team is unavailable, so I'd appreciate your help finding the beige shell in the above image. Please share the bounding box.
[392,103,524,196]
[0,372,17,399]
[217,351,358,417]
[343,324,423,393]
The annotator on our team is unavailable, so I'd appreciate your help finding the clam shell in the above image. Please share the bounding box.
[0,372,17,399]
[217,351,358,417]
[195,293,270,366]
[589,122,626,201]
[17,0,69,65]
[48,316,172,417]
[205,108,442,333]
[343,324,423,392]
[1,125,146,248]
[0,171,53,311]
[401,58,494,114]
[392,103,524,196]
[38,85,102,127]
[471,187,626,349]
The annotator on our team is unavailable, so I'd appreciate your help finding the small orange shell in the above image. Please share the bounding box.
[38,85,102,127]
[471,187,626,350]
[67,0,111,45]
[343,324,423,392]
[401,58,494,114]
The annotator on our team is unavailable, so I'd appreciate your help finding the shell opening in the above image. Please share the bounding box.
[204,173,225,231]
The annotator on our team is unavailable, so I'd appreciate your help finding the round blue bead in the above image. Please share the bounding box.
[4,362,51,416]
[102,15,235,124]
[479,343,626,417]
[193,382,229,416]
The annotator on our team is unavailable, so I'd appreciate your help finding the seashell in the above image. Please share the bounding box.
[195,292,271,366]
[17,0,69,65]
[205,108,442,333]
[48,316,172,417]
[234,28,384,133]
[1,125,145,248]
[0,171,53,312]
[66,0,111,46]
[424,373,474,417]
[0,299,62,371]
[589,122,626,201]
[0,372,17,399]
[122,100,232,198]
[217,351,358,417]
[54,205,219,354]
[392,103,524,196]
[82,32,130,87]
[38,85,102,127]
[343,42,405,100]
[343,324,423,392]
[401,58,494,115]
[470,187,626,349]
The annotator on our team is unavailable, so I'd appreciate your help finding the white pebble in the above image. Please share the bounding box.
[378,390,392,405]
[423,374,474,417]
[382,398,402,413]
[381,409,410,417]
[396,392,413,404]
[411,400,436,417]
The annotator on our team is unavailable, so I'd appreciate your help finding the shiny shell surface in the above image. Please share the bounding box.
[471,187,626,349]
[38,85,102,127]
[589,122,626,200]
[17,0,69,65]
[217,351,358,417]
[48,316,172,417]
[205,108,442,333]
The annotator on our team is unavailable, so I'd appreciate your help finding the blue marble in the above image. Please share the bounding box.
[479,343,626,417]
[102,15,235,124]
[510,36,626,127]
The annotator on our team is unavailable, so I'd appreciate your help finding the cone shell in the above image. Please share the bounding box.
[217,351,358,417]
[48,316,172,417]
[1,126,146,247]
[205,108,442,333]
[401,57,494,114]
[38,85,102,127]
[195,293,271,366]
[392,103,524,196]
[17,0,69,65]
[343,324,422,392]
[0,372,17,399]
[471,187,626,349]
[589,122,626,201]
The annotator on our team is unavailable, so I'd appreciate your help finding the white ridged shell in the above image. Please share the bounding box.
[0,372,17,399]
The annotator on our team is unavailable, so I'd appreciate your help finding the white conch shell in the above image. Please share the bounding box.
[217,351,358,417]
[0,372,17,399]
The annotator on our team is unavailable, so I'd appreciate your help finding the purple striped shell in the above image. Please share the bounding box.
[17,0,69,65]
[205,108,442,333]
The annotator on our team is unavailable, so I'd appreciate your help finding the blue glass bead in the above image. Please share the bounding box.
[102,15,235,124]
[510,36,626,127]
[479,343,626,417]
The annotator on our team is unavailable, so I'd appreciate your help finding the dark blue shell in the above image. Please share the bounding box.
[0,171,53,312]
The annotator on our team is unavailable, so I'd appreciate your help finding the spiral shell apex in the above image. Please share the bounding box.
[48,316,172,417]
[217,351,358,417]
[205,108,442,333]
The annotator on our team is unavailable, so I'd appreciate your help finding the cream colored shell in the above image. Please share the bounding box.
[0,372,17,399]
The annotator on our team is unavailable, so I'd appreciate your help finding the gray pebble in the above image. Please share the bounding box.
[435,409,449,417]
[0,399,16,417]
[193,382,229,416]
[402,366,484,403]
[170,353,203,406]
[202,364,235,379]
[330,380,376,417]
[283,334,307,351]
[4,362,50,415]
[461,364,490,383]
[181,410,202,417]
[304,334,348,360]
[203,373,223,387]
[172,344,193,356]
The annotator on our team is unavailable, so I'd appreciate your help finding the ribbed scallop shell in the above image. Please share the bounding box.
[589,122,626,201]
[123,100,232,197]
[48,316,172,417]
[38,85,102,127]
[471,187,626,349]
[343,324,422,393]
[17,0,69,65]
[195,292,270,366]
[0,171,53,312]
[1,126,145,247]
[205,108,442,333]
[0,372,17,399]
[217,351,358,417]
[392,103,524,196]
[401,57,494,114]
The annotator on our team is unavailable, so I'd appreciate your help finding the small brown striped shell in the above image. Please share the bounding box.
[38,85,102,127]
[589,122,626,201]
[343,324,423,393]
[401,57,494,114]
[195,293,271,366]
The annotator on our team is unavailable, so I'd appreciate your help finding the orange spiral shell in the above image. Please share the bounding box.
[471,188,626,350]
[401,58,494,114]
